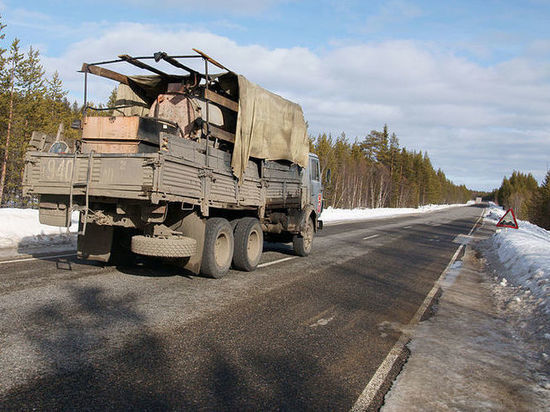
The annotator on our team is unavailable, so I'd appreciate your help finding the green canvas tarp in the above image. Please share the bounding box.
[232,75,309,180]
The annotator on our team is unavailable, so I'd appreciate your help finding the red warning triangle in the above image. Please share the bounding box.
[496,208,519,229]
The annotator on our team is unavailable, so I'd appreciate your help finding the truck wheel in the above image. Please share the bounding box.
[293,218,314,257]
[233,217,263,271]
[201,218,234,278]
[131,235,197,257]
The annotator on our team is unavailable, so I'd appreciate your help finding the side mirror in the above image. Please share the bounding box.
[71,120,82,130]
[325,168,332,184]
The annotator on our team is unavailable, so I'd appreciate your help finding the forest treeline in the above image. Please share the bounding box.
[0,18,81,205]
[0,16,470,209]
[496,170,550,230]
[311,126,471,209]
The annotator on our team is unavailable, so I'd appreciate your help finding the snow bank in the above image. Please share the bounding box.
[484,203,550,315]
[0,202,472,252]
[0,208,78,249]
[320,202,471,223]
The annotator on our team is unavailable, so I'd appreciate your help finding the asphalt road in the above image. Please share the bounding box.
[0,205,484,411]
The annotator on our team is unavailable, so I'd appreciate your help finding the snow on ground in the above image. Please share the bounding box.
[383,204,550,410]
[382,246,550,411]
[0,208,78,250]
[0,203,472,254]
[320,202,472,224]
[483,203,550,316]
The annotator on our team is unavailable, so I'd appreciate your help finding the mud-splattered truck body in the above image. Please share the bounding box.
[22,50,323,278]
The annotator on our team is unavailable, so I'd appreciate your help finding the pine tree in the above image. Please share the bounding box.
[529,171,550,229]
[311,124,470,209]
[0,38,24,204]
[0,19,76,205]
[0,16,6,68]
[496,171,539,219]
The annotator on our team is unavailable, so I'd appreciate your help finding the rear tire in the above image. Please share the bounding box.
[201,218,234,278]
[233,217,263,271]
[293,218,314,257]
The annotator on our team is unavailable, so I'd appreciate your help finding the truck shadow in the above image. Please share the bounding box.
[262,241,295,255]
[1,283,351,410]
[15,234,76,256]
[113,257,195,279]
[1,284,183,410]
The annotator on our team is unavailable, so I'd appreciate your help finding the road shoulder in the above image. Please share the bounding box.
[381,238,550,410]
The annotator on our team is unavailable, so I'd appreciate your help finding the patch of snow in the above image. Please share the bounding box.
[382,247,550,411]
[0,208,78,250]
[483,203,550,316]
[0,203,471,254]
[320,202,469,224]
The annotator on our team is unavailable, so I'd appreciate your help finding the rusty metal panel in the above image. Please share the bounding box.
[266,182,301,204]
[159,160,202,199]
[166,138,206,164]
[82,116,140,140]
[239,179,261,205]
[96,158,144,187]
[27,153,156,198]
[82,141,140,153]
[211,173,237,203]
[266,183,285,200]
[238,160,261,206]
[81,116,173,154]
[29,160,41,184]
[39,156,75,184]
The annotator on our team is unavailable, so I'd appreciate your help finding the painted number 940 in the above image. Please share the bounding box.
[41,159,74,182]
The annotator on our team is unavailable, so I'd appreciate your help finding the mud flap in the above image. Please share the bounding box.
[39,195,70,227]
[176,211,206,274]
[77,223,113,262]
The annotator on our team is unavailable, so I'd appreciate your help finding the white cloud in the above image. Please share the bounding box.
[42,23,550,190]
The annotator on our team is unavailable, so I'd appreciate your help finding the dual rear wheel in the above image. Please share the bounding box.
[233,217,263,272]
[200,217,263,278]
[131,215,311,279]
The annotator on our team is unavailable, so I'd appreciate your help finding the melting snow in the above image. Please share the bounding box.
[320,202,472,224]
[0,208,78,250]
[483,203,550,316]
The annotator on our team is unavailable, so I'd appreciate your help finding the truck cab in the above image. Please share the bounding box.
[307,153,323,217]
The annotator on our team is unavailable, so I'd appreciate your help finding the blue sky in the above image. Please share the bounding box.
[2,0,550,190]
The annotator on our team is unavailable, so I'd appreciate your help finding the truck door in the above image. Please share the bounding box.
[309,154,323,214]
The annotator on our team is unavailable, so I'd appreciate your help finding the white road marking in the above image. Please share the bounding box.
[403,225,413,229]
[0,253,76,265]
[351,209,485,412]
[362,234,379,240]
[258,256,297,268]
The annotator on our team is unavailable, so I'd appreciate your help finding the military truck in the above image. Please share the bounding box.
[22,50,324,278]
